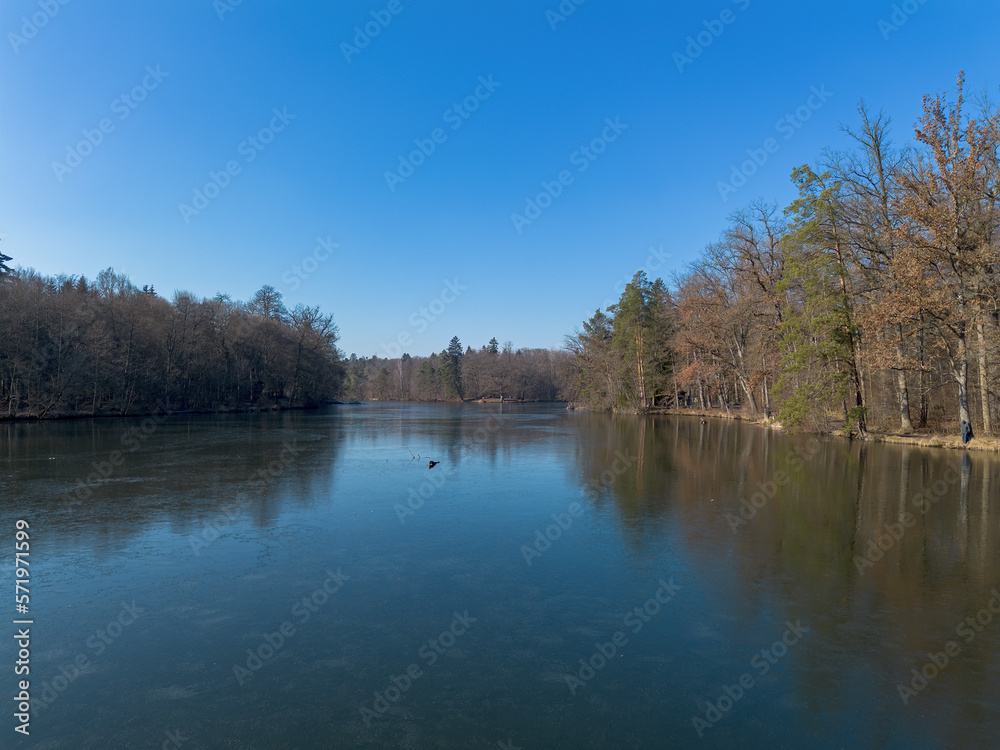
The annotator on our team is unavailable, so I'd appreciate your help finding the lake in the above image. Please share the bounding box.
[3,402,999,748]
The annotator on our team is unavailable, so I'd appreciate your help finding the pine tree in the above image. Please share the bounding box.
[607,272,671,410]
[0,242,12,279]
[438,336,464,399]
[567,309,618,410]
[416,360,437,400]
[775,236,856,431]
[374,368,390,400]
[779,166,867,434]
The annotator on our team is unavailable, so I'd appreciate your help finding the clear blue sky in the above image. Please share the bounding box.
[3,0,998,357]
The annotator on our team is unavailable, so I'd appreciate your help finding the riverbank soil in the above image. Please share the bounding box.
[660,407,1000,453]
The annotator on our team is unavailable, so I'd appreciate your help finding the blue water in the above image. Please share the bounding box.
[2,403,998,748]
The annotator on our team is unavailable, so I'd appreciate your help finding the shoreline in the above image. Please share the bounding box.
[656,407,1000,453]
[0,402,340,424]
[0,398,560,424]
[5,401,997,453]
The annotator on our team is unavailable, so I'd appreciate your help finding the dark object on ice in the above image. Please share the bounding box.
[961,420,973,444]
[428,461,440,469]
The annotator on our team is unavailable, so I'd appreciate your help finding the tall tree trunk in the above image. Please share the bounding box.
[977,320,992,436]
[832,233,867,436]
[955,321,972,430]
[738,375,759,414]
[635,328,646,409]
[918,313,928,427]
[849,363,867,437]
[896,325,913,432]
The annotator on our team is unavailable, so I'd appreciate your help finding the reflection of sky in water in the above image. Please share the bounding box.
[2,404,998,748]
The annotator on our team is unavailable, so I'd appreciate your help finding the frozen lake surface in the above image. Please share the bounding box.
[3,403,999,748]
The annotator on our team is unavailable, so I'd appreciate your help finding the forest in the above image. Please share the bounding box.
[0,260,343,418]
[341,336,573,403]
[3,75,997,438]
[569,74,999,437]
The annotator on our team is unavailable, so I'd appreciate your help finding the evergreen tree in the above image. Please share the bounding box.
[374,368,390,400]
[0,243,12,279]
[438,336,464,399]
[779,166,867,433]
[775,238,857,431]
[567,309,617,409]
[608,272,672,410]
[416,360,437,400]
[644,278,675,406]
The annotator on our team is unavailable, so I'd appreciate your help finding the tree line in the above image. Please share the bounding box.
[6,74,996,436]
[342,336,574,402]
[569,74,999,437]
[0,264,343,418]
